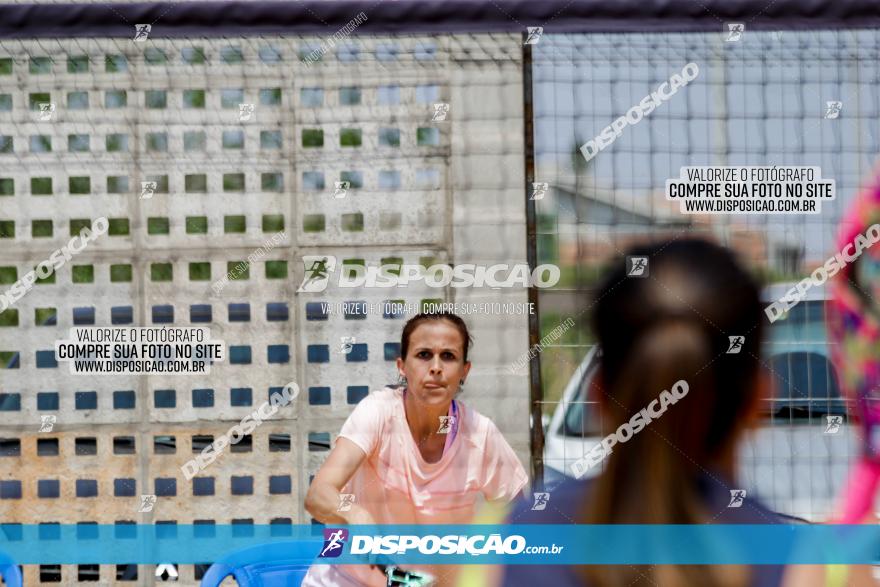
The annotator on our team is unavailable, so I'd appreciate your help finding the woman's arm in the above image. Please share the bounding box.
[304,437,376,525]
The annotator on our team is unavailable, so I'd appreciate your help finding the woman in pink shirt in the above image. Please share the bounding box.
[303,312,529,587]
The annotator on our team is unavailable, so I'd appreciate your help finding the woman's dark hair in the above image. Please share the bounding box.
[580,239,764,587]
[400,312,473,362]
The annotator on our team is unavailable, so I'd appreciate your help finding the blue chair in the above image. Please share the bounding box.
[0,562,22,587]
[200,540,324,587]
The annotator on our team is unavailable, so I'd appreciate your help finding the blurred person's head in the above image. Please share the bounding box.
[396,312,472,408]
[580,238,767,586]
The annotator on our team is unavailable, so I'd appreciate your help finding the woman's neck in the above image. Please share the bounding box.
[403,388,451,445]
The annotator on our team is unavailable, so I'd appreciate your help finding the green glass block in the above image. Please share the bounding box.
[71,265,94,283]
[31,220,53,238]
[106,134,127,152]
[147,217,170,235]
[0,220,14,238]
[262,215,284,233]
[107,176,129,194]
[418,256,437,269]
[0,267,16,284]
[69,219,90,236]
[301,129,324,148]
[302,214,325,233]
[224,216,246,233]
[144,48,167,65]
[105,54,127,72]
[35,265,55,284]
[185,174,207,193]
[189,262,211,281]
[341,213,364,232]
[0,351,18,367]
[30,177,51,195]
[69,176,90,195]
[0,94,10,111]
[151,263,173,282]
[108,218,130,236]
[343,259,365,280]
[0,309,19,327]
[265,261,288,279]
[227,261,249,280]
[261,173,283,192]
[183,89,206,108]
[34,307,57,325]
[0,58,12,75]
[29,56,52,74]
[67,55,89,73]
[259,88,282,106]
[186,217,208,234]
[417,127,439,146]
[220,46,243,64]
[0,178,13,196]
[110,264,132,283]
[223,174,245,192]
[28,92,51,110]
[30,135,52,152]
[145,90,167,109]
[181,47,206,64]
[339,129,362,147]
[421,298,444,312]
[381,257,404,276]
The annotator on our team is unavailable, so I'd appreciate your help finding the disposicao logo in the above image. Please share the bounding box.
[319,528,349,558]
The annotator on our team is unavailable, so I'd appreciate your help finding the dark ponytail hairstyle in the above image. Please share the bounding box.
[580,239,765,587]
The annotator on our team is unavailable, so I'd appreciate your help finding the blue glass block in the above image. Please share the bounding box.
[346,343,368,362]
[114,521,136,539]
[228,303,250,322]
[0,523,22,540]
[266,302,289,321]
[307,345,329,363]
[270,520,292,537]
[192,388,214,408]
[154,478,176,496]
[308,432,331,452]
[302,171,325,190]
[1,352,18,369]
[113,390,135,409]
[267,344,289,364]
[383,300,405,319]
[269,475,291,494]
[0,394,20,411]
[76,479,98,497]
[308,387,331,405]
[111,306,133,325]
[346,386,369,404]
[0,480,21,499]
[114,479,136,497]
[230,476,253,495]
[267,387,294,407]
[153,389,175,408]
[38,523,60,540]
[37,392,58,410]
[193,477,215,496]
[300,88,323,107]
[72,306,95,325]
[152,304,174,324]
[305,301,328,321]
[232,520,254,537]
[343,301,367,320]
[38,479,59,498]
[75,391,97,410]
[35,350,58,368]
[76,522,98,540]
[229,345,252,365]
[383,343,401,361]
[230,387,252,406]
[190,304,212,323]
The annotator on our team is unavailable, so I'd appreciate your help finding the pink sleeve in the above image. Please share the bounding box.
[481,420,530,502]
[338,393,384,457]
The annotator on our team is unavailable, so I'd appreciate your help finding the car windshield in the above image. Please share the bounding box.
[561,299,846,438]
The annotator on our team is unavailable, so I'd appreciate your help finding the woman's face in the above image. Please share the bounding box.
[397,320,471,407]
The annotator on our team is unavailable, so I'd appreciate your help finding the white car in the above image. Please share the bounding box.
[542,284,857,521]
